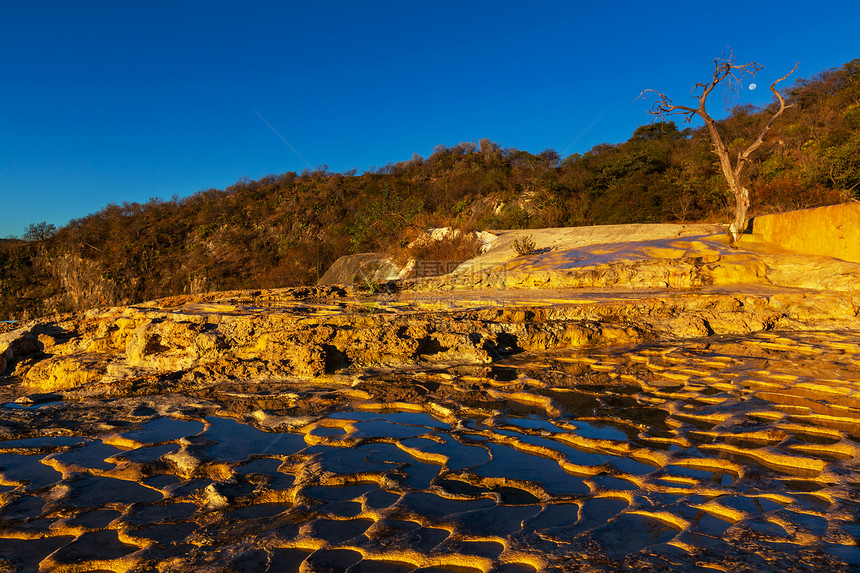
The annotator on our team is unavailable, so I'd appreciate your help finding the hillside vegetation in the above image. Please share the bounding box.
[2,59,858,320]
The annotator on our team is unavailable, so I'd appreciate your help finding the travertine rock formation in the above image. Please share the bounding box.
[749,202,860,263]
[1,280,858,398]
[1,220,859,572]
[0,326,858,572]
[416,233,860,293]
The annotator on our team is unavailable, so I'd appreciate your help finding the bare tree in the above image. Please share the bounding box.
[641,53,798,242]
[23,221,57,242]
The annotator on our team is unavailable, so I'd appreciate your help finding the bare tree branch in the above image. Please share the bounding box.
[735,62,799,171]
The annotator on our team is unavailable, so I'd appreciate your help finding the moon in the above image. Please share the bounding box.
[749,83,757,90]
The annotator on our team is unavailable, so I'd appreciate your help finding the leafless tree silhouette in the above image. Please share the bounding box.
[641,52,798,242]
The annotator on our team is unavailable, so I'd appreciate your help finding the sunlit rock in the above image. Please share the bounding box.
[0,218,859,570]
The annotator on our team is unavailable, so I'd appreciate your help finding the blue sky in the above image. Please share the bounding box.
[1,1,858,237]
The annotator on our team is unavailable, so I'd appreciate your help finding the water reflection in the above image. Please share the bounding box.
[0,330,859,571]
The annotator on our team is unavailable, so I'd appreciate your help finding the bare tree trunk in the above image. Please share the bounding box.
[730,185,750,239]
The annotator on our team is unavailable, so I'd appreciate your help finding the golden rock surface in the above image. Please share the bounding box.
[749,202,860,263]
[0,227,858,572]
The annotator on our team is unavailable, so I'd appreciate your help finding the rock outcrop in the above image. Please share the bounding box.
[413,233,860,293]
[749,201,860,263]
[1,219,860,572]
[1,280,858,398]
[317,253,403,286]
[3,221,860,398]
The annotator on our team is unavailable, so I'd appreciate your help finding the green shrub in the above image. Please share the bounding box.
[513,235,536,256]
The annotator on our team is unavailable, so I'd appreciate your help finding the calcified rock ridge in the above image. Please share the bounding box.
[0,230,859,572]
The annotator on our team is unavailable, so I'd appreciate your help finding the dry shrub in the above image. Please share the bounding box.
[513,235,536,256]
[753,177,847,215]
[392,230,484,279]
[409,232,482,262]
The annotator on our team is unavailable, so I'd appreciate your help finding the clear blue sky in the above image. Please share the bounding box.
[1,1,858,238]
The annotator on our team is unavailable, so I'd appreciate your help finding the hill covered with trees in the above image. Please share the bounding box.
[1,58,858,320]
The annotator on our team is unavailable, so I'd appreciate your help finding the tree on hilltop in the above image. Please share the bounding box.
[641,52,798,242]
[23,221,57,242]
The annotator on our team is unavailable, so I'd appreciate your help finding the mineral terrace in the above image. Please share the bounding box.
[0,212,859,572]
